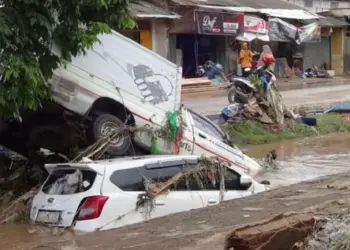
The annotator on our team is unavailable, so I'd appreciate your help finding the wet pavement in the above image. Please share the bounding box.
[2,133,350,250]
[183,84,350,116]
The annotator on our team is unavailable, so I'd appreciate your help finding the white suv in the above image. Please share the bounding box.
[30,155,269,232]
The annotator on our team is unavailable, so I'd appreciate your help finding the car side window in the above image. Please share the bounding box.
[110,165,183,191]
[172,168,248,191]
[110,167,145,191]
[224,169,245,190]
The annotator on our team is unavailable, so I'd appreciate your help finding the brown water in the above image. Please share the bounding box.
[249,132,350,187]
[2,133,350,250]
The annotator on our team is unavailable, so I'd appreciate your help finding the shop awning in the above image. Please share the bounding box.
[258,9,319,19]
[319,16,350,27]
[172,0,305,9]
[130,1,181,19]
[197,5,319,20]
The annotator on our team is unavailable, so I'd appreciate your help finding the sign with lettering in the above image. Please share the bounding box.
[196,11,243,36]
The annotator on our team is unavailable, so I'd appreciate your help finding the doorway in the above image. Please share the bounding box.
[176,34,224,78]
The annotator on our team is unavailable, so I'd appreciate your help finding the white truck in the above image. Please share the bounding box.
[0,31,262,176]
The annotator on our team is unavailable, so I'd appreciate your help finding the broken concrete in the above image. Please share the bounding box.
[224,213,315,250]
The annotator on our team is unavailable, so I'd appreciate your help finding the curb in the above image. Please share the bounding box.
[181,78,349,97]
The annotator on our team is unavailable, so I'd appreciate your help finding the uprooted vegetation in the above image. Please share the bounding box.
[225,114,350,145]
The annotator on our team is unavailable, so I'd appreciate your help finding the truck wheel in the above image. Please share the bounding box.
[28,124,70,152]
[92,114,131,156]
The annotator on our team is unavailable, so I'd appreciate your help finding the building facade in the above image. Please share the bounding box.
[284,0,350,13]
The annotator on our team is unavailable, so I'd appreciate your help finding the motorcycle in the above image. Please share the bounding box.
[227,66,277,104]
[196,61,227,83]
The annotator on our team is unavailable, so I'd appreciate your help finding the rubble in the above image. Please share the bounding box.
[224,213,315,250]
[222,73,316,132]
[305,215,350,250]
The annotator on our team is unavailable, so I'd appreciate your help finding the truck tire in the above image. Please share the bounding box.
[92,114,131,156]
[28,124,71,152]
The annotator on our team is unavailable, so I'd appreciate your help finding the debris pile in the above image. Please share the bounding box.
[0,117,238,225]
[224,213,315,250]
[222,75,308,131]
[222,211,350,250]
[0,117,182,224]
[305,214,350,250]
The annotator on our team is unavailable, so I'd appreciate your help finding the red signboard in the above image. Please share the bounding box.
[196,11,244,36]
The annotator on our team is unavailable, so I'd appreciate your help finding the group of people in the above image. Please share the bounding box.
[239,42,275,77]
[237,42,296,78]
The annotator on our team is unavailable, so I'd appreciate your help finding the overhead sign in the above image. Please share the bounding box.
[196,11,243,36]
[244,15,269,34]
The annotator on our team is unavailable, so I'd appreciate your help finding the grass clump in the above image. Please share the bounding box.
[331,233,350,250]
[225,114,350,145]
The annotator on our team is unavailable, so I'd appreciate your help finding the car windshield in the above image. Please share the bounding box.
[189,110,224,142]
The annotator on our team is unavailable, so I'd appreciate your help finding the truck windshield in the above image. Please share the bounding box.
[189,111,225,142]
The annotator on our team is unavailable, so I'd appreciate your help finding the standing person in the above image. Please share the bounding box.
[258,45,275,72]
[239,42,253,77]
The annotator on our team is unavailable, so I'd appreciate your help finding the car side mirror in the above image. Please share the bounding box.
[240,175,253,187]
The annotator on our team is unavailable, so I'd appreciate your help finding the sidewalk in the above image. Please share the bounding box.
[183,84,350,116]
[181,76,350,98]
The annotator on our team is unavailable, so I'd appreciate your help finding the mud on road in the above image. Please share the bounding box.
[2,171,350,250]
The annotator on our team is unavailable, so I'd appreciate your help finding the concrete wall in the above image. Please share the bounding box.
[331,27,345,75]
[283,0,350,13]
[151,19,169,59]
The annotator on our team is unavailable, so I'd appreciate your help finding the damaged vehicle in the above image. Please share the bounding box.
[30,155,269,232]
[0,30,262,175]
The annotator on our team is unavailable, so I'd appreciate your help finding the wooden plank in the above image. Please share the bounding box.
[182,78,212,87]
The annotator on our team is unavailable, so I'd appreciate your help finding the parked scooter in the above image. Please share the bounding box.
[227,55,277,104]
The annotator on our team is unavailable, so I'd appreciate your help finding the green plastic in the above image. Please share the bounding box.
[151,135,158,154]
[167,111,178,142]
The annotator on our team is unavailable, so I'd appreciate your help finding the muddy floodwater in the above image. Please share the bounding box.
[1,133,350,250]
[248,133,350,187]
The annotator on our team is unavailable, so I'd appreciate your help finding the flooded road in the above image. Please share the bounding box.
[1,133,350,250]
[249,133,350,187]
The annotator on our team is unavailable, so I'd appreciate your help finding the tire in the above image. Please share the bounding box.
[234,90,249,104]
[28,124,71,153]
[92,114,131,156]
[227,87,237,103]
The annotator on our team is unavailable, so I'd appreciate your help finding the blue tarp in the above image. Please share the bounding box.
[324,101,350,114]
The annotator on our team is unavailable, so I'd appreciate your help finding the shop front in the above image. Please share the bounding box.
[120,0,180,58]
[169,9,244,78]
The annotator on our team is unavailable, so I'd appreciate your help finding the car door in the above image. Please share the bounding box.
[186,109,247,172]
[142,161,204,219]
[195,167,253,206]
[103,161,204,230]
